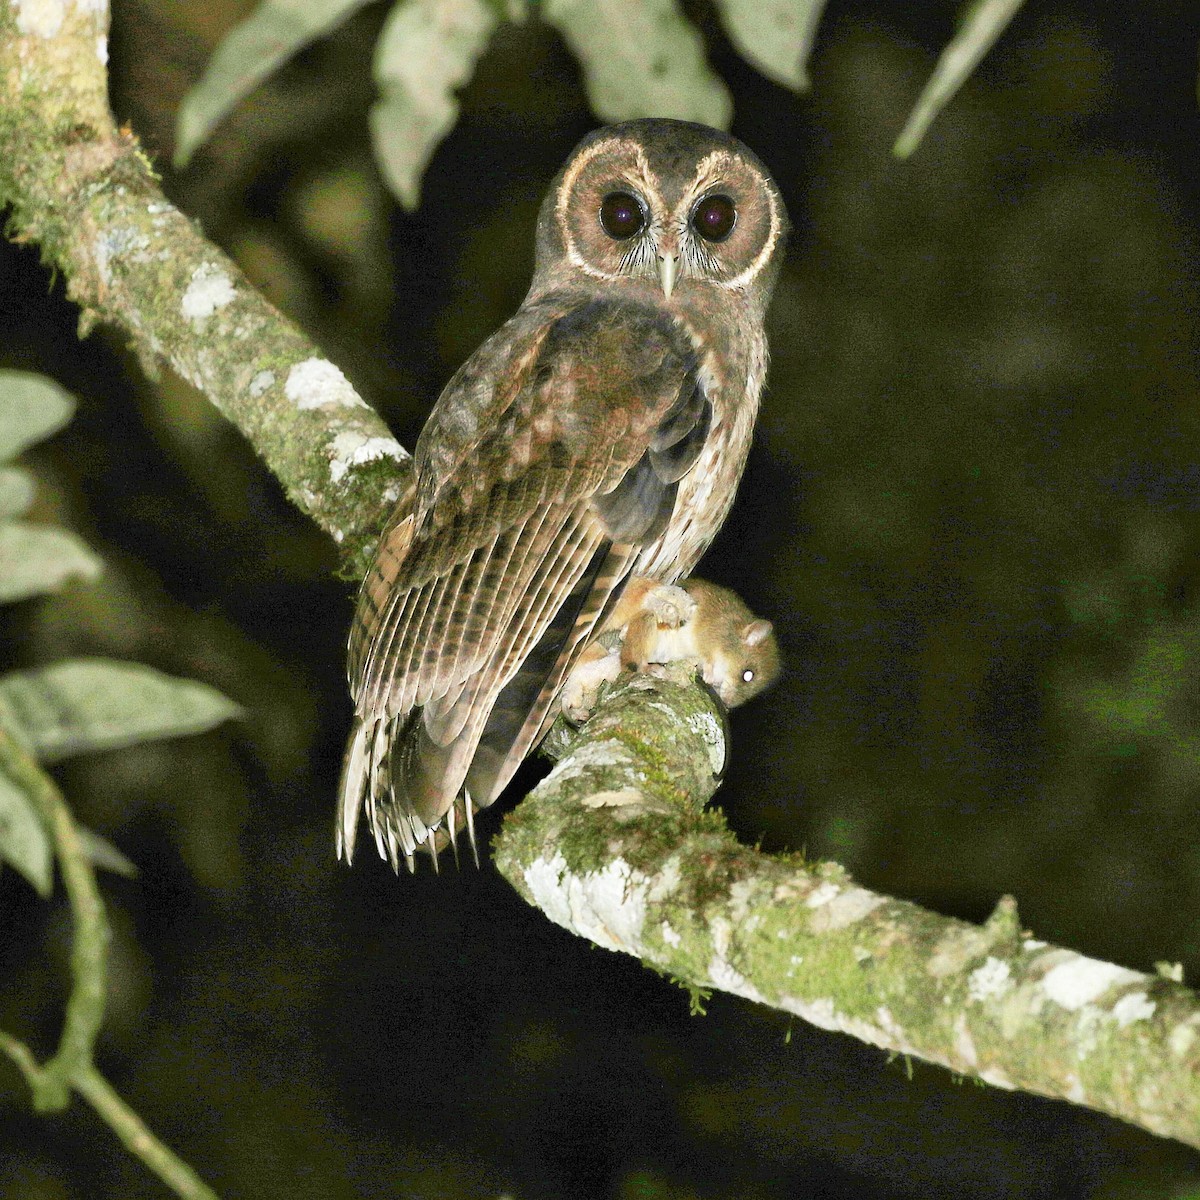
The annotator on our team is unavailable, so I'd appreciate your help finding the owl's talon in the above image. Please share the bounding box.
[644,583,697,629]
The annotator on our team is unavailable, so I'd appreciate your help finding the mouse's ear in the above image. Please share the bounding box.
[742,619,773,647]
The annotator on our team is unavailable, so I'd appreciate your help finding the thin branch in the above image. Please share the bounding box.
[0,727,107,1111]
[494,665,1200,1150]
[0,1028,42,1087]
[0,730,221,1199]
[74,1066,221,1200]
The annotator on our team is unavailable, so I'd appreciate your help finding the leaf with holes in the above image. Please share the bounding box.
[370,0,498,210]
[716,0,828,91]
[544,0,731,129]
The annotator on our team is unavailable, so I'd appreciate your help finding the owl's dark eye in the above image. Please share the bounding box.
[599,192,646,240]
[691,194,737,243]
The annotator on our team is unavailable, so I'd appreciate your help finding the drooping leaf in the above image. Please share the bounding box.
[0,371,74,462]
[716,0,828,91]
[370,0,498,210]
[174,0,374,167]
[544,0,732,129]
[0,468,36,517]
[0,767,52,897]
[76,826,139,879]
[0,689,33,756]
[0,659,243,763]
[894,0,1026,158]
[0,523,103,604]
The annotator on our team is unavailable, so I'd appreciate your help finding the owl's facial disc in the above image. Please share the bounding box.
[551,127,787,303]
[673,150,783,293]
[555,136,664,288]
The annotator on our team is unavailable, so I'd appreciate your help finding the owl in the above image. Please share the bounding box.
[338,118,789,871]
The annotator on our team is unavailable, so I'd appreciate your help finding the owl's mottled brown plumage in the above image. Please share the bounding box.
[339,119,788,871]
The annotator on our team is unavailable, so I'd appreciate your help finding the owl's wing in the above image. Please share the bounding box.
[339,294,711,869]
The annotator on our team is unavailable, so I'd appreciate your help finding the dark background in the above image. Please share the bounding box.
[3,1,1200,1196]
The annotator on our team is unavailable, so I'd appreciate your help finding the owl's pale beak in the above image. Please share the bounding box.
[657,253,678,300]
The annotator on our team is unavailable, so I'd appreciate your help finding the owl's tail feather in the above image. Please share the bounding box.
[362,700,489,872]
[338,714,424,872]
[336,714,371,865]
[466,542,632,807]
[338,539,629,873]
[336,709,474,873]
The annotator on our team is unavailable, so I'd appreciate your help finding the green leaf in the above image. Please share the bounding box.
[894,0,1026,158]
[174,0,373,167]
[77,826,139,879]
[0,523,103,604]
[0,467,36,517]
[0,767,52,897]
[544,0,732,129]
[716,0,828,91]
[0,371,74,462]
[0,660,243,763]
[370,0,498,210]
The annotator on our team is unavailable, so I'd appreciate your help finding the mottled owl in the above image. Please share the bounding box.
[339,118,789,871]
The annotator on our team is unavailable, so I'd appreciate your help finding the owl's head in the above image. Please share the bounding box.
[532,119,789,313]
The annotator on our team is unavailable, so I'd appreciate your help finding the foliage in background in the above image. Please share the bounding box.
[6,0,1200,1196]
[0,372,239,896]
[175,0,1026,207]
[0,371,237,1199]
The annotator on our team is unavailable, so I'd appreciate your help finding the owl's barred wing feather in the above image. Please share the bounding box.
[339,294,711,869]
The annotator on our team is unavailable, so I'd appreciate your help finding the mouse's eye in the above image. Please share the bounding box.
[742,669,754,683]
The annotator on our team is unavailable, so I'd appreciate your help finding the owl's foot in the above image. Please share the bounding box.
[561,643,622,723]
[642,583,697,629]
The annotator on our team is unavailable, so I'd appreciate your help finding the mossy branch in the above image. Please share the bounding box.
[494,665,1200,1151]
[0,0,408,579]
[3,0,1198,1164]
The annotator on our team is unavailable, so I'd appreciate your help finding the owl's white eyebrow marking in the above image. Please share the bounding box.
[690,149,738,191]
[720,180,781,292]
[718,167,783,293]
